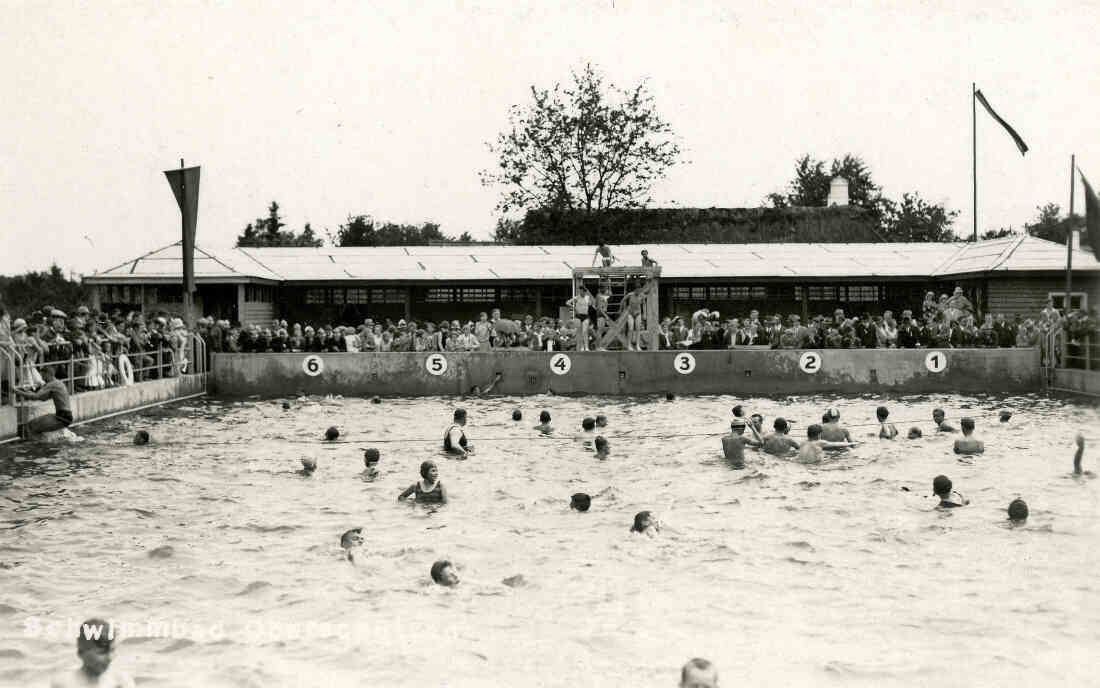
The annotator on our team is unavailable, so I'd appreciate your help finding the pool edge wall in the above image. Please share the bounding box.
[0,374,208,441]
[210,349,1041,397]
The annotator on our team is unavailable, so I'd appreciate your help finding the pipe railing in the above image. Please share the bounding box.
[0,343,15,407]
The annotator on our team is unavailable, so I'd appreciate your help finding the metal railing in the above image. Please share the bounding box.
[0,343,15,408]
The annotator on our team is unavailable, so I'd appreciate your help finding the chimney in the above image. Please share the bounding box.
[827,176,849,206]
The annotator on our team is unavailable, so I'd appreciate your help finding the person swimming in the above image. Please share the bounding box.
[796,424,854,463]
[298,457,317,476]
[666,392,675,401]
[680,657,718,688]
[398,461,447,504]
[932,408,956,433]
[932,474,968,508]
[430,559,460,586]
[1007,498,1028,522]
[1073,433,1086,475]
[443,408,472,458]
[722,418,760,469]
[953,417,985,455]
[749,413,764,440]
[340,527,364,562]
[133,430,150,446]
[907,427,923,439]
[595,414,608,428]
[999,410,1012,423]
[511,409,523,421]
[361,448,380,479]
[534,410,553,434]
[324,426,340,441]
[15,365,73,440]
[51,617,134,688]
[570,493,591,512]
[877,406,898,440]
[371,396,382,404]
[594,435,610,459]
[762,417,800,456]
[578,417,597,446]
[468,372,504,397]
[819,407,852,443]
[631,510,660,536]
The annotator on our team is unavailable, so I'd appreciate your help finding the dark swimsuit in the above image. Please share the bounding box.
[414,481,444,503]
[56,410,73,426]
[443,425,467,453]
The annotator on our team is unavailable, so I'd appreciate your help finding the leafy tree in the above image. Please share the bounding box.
[236,202,323,247]
[980,227,1018,240]
[491,217,523,243]
[481,64,682,217]
[329,214,378,247]
[457,232,473,243]
[1024,203,1084,243]
[876,192,960,242]
[330,215,460,247]
[0,264,87,316]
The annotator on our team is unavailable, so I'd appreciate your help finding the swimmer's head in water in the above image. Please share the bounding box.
[76,617,114,676]
[301,457,317,473]
[731,405,744,418]
[133,430,150,446]
[1007,498,1029,521]
[595,436,609,454]
[512,409,522,421]
[631,510,655,533]
[595,414,607,427]
[364,448,380,466]
[807,424,823,440]
[876,406,889,421]
[570,493,591,512]
[932,474,952,497]
[907,427,922,439]
[932,408,945,423]
[430,559,459,586]
[730,418,746,434]
[582,417,596,431]
[773,417,790,433]
[371,396,382,404]
[539,410,551,423]
[340,527,363,549]
[281,401,291,410]
[453,408,467,425]
[666,392,675,401]
[824,407,840,421]
[999,410,1012,423]
[420,460,438,482]
[680,657,717,688]
[750,413,763,427]
[325,426,340,441]
[960,417,975,433]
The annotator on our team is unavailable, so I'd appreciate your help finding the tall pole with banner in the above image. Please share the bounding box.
[164,160,200,330]
[1066,154,1075,312]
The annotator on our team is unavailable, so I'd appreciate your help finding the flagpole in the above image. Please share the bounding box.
[972,82,977,242]
[181,158,194,331]
[1066,154,1074,312]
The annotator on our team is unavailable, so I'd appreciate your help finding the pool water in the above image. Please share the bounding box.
[1,393,1098,687]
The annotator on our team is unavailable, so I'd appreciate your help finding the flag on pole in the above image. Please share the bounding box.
[164,166,200,293]
[1079,168,1100,261]
[974,90,1029,155]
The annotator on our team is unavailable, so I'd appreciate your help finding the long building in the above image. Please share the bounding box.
[84,235,1100,325]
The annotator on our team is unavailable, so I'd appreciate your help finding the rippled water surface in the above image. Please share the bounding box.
[1,393,1098,687]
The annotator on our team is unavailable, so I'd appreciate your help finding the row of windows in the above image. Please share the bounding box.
[667,285,886,303]
[670,286,771,301]
[245,285,274,303]
[416,287,541,304]
[302,288,405,305]
[794,285,882,302]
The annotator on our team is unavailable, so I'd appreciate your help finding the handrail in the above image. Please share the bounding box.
[0,343,15,407]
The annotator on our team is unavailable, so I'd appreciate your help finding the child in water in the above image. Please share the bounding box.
[932,408,956,433]
[430,559,460,586]
[631,510,660,536]
[877,406,898,439]
[298,457,317,476]
[722,418,760,469]
[51,618,135,687]
[594,436,610,459]
[340,528,364,563]
[361,448,380,480]
[534,410,553,434]
[398,461,447,504]
[680,658,718,688]
[953,417,985,455]
[932,474,968,508]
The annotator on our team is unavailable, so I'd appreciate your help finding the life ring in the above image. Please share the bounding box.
[118,354,135,386]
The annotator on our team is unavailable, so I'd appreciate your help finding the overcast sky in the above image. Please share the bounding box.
[2,0,1098,276]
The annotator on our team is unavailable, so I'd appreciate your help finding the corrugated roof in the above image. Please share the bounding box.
[86,237,1100,284]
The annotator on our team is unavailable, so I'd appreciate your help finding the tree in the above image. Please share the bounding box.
[980,227,1018,240]
[235,202,323,247]
[876,192,960,242]
[481,64,682,217]
[768,154,882,212]
[0,264,87,316]
[330,215,460,247]
[491,217,523,243]
[1025,203,1084,243]
[329,215,378,247]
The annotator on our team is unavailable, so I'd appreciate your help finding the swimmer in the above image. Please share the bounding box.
[325,426,340,441]
[820,407,852,443]
[281,401,291,410]
[666,392,675,401]
[340,527,364,562]
[361,448,380,479]
[595,435,610,459]
[762,418,800,456]
[1073,433,1086,475]
[876,406,898,440]
[430,559,460,587]
[932,474,968,508]
[298,457,317,476]
[398,460,447,504]
[443,408,472,458]
[797,424,854,464]
[680,657,718,688]
[511,409,523,421]
[999,410,1012,423]
[953,417,985,455]
[15,365,74,440]
[932,408,956,433]
[631,510,660,536]
[733,405,764,443]
[1007,498,1028,522]
[51,618,134,688]
[907,427,923,440]
[469,372,504,397]
[570,493,591,512]
[534,410,553,434]
[721,418,760,469]
[133,430,150,446]
[596,414,608,428]
[371,396,382,404]
[749,413,765,440]
[577,417,597,445]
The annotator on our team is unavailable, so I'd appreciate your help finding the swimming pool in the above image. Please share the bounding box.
[1,393,1097,687]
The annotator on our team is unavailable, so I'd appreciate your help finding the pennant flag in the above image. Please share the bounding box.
[164,166,200,293]
[975,90,1029,155]
[1079,169,1100,261]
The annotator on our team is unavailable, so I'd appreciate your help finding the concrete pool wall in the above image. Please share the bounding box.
[210,349,1041,397]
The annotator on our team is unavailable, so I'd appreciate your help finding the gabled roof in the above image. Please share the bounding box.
[85,236,1100,285]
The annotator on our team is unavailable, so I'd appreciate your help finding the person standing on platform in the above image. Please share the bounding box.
[566,288,595,352]
[641,249,659,268]
[593,242,617,267]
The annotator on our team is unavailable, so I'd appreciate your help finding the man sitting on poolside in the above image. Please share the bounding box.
[16,365,73,439]
[762,417,800,456]
[953,417,985,455]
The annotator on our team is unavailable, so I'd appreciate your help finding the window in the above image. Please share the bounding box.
[1049,292,1087,311]
[330,288,346,305]
[458,288,496,303]
[794,286,838,301]
[671,286,707,300]
[500,287,538,301]
[421,288,455,303]
[156,286,183,303]
[346,288,368,304]
[370,288,405,304]
[845,286,880,302]
[246,285,274,303]
[305,288,327,304]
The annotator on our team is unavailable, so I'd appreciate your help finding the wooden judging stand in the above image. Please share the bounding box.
[571,264,662,351]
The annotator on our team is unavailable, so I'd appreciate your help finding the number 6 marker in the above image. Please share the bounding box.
[302,354,324,377]
[799,351,821,374]
[550,353,572,375]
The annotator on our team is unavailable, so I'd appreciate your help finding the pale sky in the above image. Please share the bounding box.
[3,0,1098,276]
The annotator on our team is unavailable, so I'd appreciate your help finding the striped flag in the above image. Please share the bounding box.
[1080,169,1100,261]
[975,90,1028,155]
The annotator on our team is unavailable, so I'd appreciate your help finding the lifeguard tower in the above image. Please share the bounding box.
[571,263,661,351]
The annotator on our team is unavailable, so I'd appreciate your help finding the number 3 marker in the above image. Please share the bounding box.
[674,352,696,375]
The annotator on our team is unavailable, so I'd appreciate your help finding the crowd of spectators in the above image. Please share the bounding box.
[0,304,192,403]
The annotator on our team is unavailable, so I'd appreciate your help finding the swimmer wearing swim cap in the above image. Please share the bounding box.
[595,435,610,459]
[299,457,317,476]
[1007,498,1028,522]
[534,410,552,434]
[631,510,660,536]
[133,430,150,446]
[932,474,967,508]
[953,417,985,455]
[907,427,923,440]
[999,410,1012,423]
[666,392,675,401]
[820,408,852,443]
[570,493,591,512]
[430,559,460,586]
[577,417,597,447]
[722,418,759,469]
[51,617,134,688]
[361,448,380,480]
[595,414,608,428]
[680,658,718,688]
[512,409,523,421]
[325,426,340,441]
